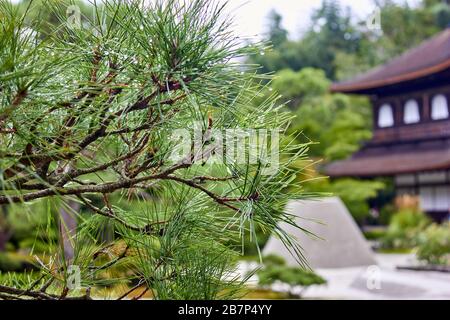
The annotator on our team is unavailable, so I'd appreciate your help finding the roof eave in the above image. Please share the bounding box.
[331,59,450,94]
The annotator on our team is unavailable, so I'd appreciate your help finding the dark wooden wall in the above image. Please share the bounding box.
[372,84,450,145]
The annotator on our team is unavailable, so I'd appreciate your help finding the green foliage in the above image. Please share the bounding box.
[7,199,58,244]
[249,0,450,81]
[246,0,450,227]
[382,209,431,249]
[272,68,330,109]
[363,227,387,241]
[0,252,36,272]
[382,210,449,265]
[333,51,373,82]
[371,1,445,60]
[250,0,361,79]
[389,209,431,231]
[379,203,396,226]
[262,253,286,266]
[18,238,54,253]
[265,10,288,47]
[260,66,377,222]
[416,222,450,266]
[270,68,372,160]
[15,0,93,35]
[308,178,385,223]
[257,254,325,289]
[148,238,244,300]
[322,108,372,160]
[258,265,325,288]
[241,224,271,257]
[430,2,450,29]
[249,0,450,237]
[0,253,22,271]
[0,270,41,287]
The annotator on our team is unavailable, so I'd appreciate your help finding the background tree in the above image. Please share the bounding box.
[249,0,361,79]
[250,0,450,81]
[265,68,384,223]
[265,9,288,47]
[247,0,450,224]
[0,0,313,300]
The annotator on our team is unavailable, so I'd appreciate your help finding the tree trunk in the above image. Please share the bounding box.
[0,205,10,252]
[59,199,80,262]
[0,229,11,252]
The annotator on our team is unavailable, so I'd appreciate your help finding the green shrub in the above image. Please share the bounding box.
[258,264,325,287]
[379,203,396,226]
[331,179,386,223]
[262,254,287,266]
[363,227,387,240]
[305,178,385,223]
[0,253,23,272]
[390,209,431,230]
[18,239,54,254]
[0,252,37,272]
[257,254,326,298]
[4,242,15,252]
[381,209,431,249]
[416,222,450,266]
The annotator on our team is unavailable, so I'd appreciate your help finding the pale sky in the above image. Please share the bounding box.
[222,0,421,40]
[10,0,421,40]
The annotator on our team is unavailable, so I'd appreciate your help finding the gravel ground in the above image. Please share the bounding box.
[301,253,450,300]
[239,253,450,300]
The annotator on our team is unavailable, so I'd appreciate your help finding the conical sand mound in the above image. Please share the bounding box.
[264,197,376,269]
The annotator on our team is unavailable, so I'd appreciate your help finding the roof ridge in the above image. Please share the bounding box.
[331,28,450,93]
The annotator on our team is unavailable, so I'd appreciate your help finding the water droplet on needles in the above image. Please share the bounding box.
[260,51,265,56]
[140,25,144,31]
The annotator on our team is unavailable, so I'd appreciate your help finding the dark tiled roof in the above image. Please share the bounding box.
[325,147,450,177]
[331,28,450,93]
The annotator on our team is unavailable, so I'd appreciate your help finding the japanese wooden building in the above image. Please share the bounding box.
[326,27,450,221]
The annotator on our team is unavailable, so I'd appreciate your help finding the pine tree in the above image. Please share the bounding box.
[0,0,312,300]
